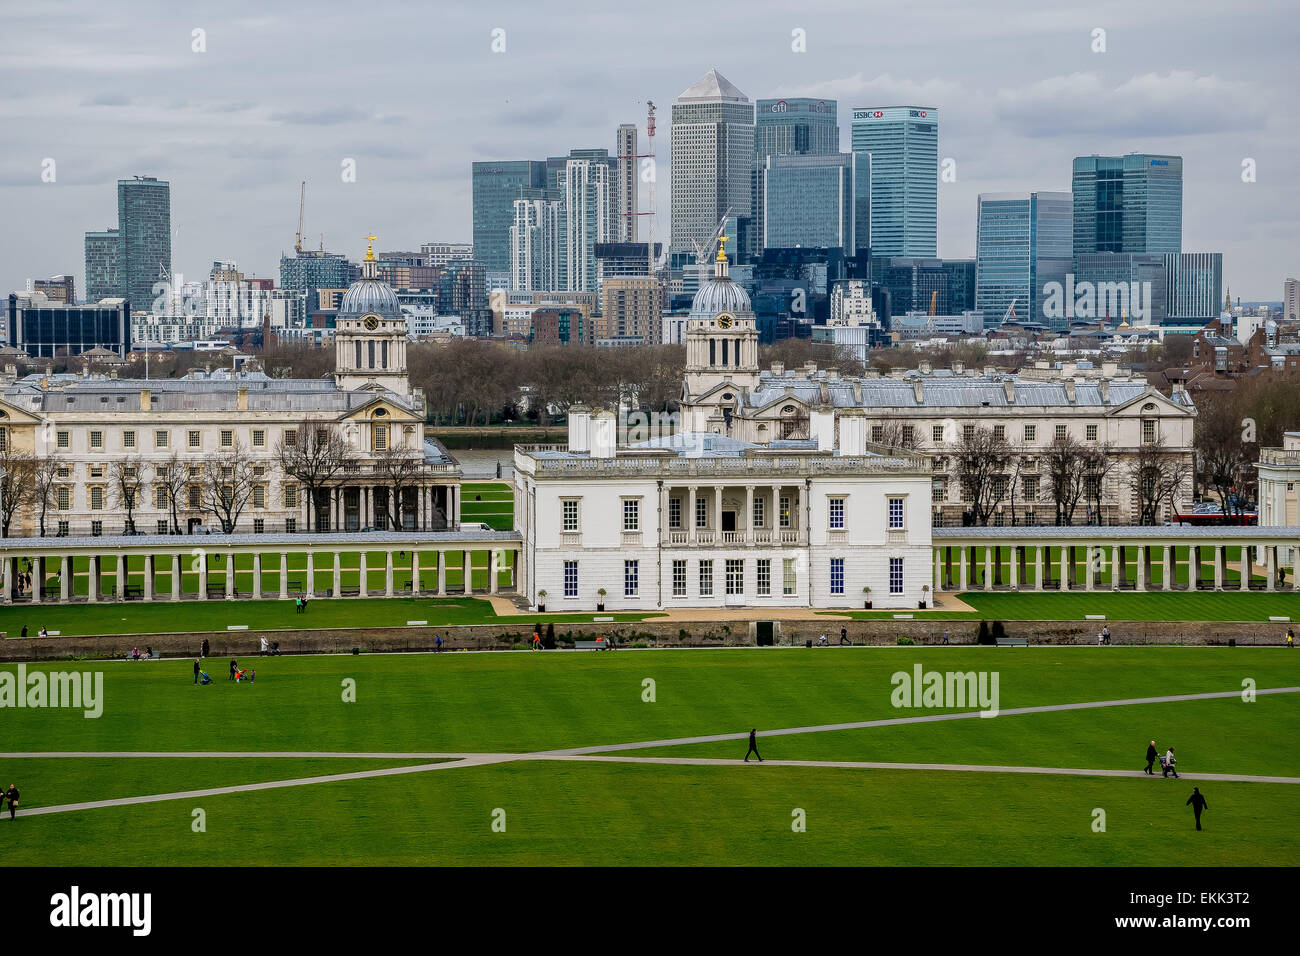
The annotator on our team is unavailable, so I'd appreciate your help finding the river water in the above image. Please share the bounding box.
[449,448,515,480]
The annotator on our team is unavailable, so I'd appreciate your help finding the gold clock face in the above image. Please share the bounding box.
[717,313,735,329]
[362,313,380,331]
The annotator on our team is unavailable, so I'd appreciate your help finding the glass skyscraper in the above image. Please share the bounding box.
[1072,154,1182,256]
[472,160,546,272]
[975,192,1073,329]
[1164,252,1222,321]
[753,98,838,255]
[83,227,121,303]
[850,106,937,257]
[117,176,171,312]
[762,153,855,251]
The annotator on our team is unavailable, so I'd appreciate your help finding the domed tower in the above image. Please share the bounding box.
[683,236,759,398]
[334,234,410,395]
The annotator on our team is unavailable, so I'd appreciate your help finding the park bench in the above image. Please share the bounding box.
[995,637,1029,647]
[340,586,361,597]
[124,585,144,600]
[206,585,226,598]
[574,639,612,650]
[41,585,61,598]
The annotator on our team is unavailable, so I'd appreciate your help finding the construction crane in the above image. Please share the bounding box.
[929,290,938,316]
[294,181,306,254]
[1002,299,1018,324]
[690,208,733,288]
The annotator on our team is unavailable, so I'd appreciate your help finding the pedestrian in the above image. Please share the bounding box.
[193,658,201,685]
[260,636,269,655]
[1186,787,1208,830]
[743,728,763,763]
[840,625,849,646]
[145,646,153,661]
[1145,740,1158,775]
[302,597,308,614]
[1162,746,1178,778]
[1102,625,1111,645]
[201,638,209,658]
[818,633,828,646]
[229,658,238,681]
[39,626,48,639]
[435,634,442,653]
[19,625,26,638]
[942,630,950,645]
[4,783,18,821]
[1287,628,1294,649]
[295,597,302,614]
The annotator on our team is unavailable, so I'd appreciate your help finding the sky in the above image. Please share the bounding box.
[1,0,1296,301]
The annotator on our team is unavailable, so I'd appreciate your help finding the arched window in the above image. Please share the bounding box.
[354,341,362,368]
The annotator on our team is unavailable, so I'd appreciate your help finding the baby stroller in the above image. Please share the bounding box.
[269,641,281,656]
[1160,755,1178,778]
[198,671,213,685]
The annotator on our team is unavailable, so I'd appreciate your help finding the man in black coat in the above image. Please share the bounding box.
[1145,740,1158,775]
[744,728,763,763]
[1187,787,1208,830]
[840,625,849,646]
[5,784,18,820]
[193,658,201,685]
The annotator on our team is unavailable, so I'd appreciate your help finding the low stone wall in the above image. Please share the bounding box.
[1,617,1288,662]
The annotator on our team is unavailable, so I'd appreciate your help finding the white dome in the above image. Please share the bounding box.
[690,274,751,318]
[338,278,402,320]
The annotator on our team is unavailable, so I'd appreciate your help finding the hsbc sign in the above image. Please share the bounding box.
[852,107,935,121]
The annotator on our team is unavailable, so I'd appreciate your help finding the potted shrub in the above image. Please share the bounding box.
[537,589,547,612]
[919,584,930,609]
[862,586,872,610]
[596,587,607,612]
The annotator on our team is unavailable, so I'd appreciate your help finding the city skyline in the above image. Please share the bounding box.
[1,0,1296,300]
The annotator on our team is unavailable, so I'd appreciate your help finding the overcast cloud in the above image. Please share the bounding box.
[1,0,1296,299]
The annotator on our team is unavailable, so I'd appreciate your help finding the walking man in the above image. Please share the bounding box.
[201,638,209,658]
[435,634,442,653]
[229,658,238,681]
[840,625,849,646]
[4,783,18,820]
[193,658,201,685]
[1145,740,1158,775]
[1287,627,1294,649]
[1102,625,1111,645]
[1186,787,1208,830]
[744,728,763,763]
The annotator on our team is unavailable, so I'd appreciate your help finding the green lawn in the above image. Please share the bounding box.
[943,544,1277,590]
[460,481,514,531]
[833,590,1300,622]
[3,647,1295,865]
[0,596,660,638]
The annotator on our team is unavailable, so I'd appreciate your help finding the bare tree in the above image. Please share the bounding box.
[1134,438,1193,525]
[276,419,356,531]
[1044,436,1088,526]
[374,444,425,530]
[154,452,190,534]
[952,426,1012,525]
[1195,394,1252,522]
[0,447,34,537]
[109,456,148,533]
[201,440,254,533]
[31,454,62,536]
[875,419,925,451]
[1082,443,1118,525]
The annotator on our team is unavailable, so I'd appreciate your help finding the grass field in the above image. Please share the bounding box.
[835,590,1300,622]
[3,647,1297,865]
[459,481,514,531]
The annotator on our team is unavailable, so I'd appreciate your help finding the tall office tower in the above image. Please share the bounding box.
[117,176,172,311]
[84,227,122,302]
[850,106,937,257]
[1285,278,1299,323]
[600,276,662,343]
[472,160,546,272]
[1073,253,1168,325]
[753,98,838,255]
[852,152,872,260]
[941,259,976,313]
[558,157,616,293]
[669,69,755,260]
[510,192,563,292]
[875,257,947,316]
[616,124,639,243]
[1072,153,1182,256]
[1164,253,1223,322]
[974,192,1073,329]
[762,153,855,251]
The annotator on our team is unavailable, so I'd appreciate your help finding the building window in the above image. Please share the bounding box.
[725,559,743,595]
[932,479,946,503]
[188,430,201,449]
[284,485,298,509]
[91,520,102,536]
[830,557,844,595]
[252,429,266,448]
[284,429,297,447]
[779,496,791,528]
[752,497,765,529]
[220,430,234,448]
[56,487,70,510]
[699,560,713,597]
[123,430,136,449]
[89,464,104,479]
[889,557,904,594]
[668,497,681,529]
[901,425,915,446]
[563,560,579,598]
[1023,424,1036,442]
[1023,475,1039,500]
[1055,424,1067,441]
[624,560,639,597]
[56,430,70,449]
[90,430,104,450]
[90,486,104,510]
[756,558,771,597]
[672,559,687,598]
[188,486,201,509]
[1086,423,1098,442]
[1142,419,1157,444]
[623,498,640,532]
[783,558,796,596]
[285,518,296,533]
[253,519,265,533]
[562,499,579,532]
[992,424,1005,441]
[871,425,884,443]
[156,486,168,509]
[963,425,976,442]
[373,424,388,451]
[828,497,845,530]
[695,496,707,529]
[157,520,169,534]
[888,497,905,529]
[932,424,944,443]
[252,485,266,509]
[155,430,168,448]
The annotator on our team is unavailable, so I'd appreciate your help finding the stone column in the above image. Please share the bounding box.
[279,552,289,600]
[1162,546,1172,591]
[449,485,457,530]
[958,547,968,591]
[1213,545,1223,590]
[714,486,723,536]
[744,486,754,543]
[116,556,126,600]
[1034,546,1044,591]
[385,552,394,597]
[1009,547,1018,589]
[332,551,341,598]
[1266,545,1276,592]
[1059,547,1069,591]
[2,557,11,603]
[1136,546,1147,592]
[32,556,42,605]
[463,550,471,593]
[437,551,446,596]
[171,554,181,601]
[983,547,993,591]
[1240,545,1251,591]
[144,555,154,602]
[252,552,262,599]
[1291,547,1299,592]
[198,554,208,600]
[306,552,315,598]
[934,549,943,592]
[1085,544,1096,591]
[60,555,70,602]
[411,549,419,593]
[1191,545,1201,590]
[490,548,500,594]
[225,553,235,600]
[87,557,99,602]
[772,485,781,537]
[688,486,697,543]
[359,551,368,596]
